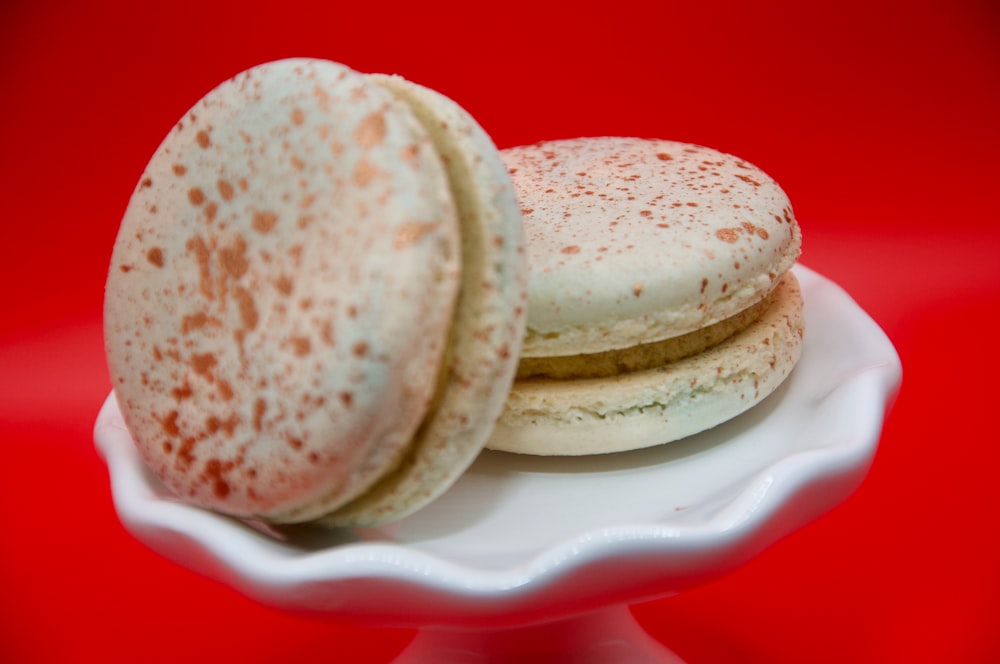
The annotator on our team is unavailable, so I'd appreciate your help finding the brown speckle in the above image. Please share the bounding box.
[186,235,213,299]
[233,287,258,330]
[217,380,234,401]
[171,381,192,401]
[291,107,305,126]
[203,459,230,499]
[561,245,581,254]
[716,228,740,243]
[217,236,247,277]
[206,414,238,438]
[173,164,187,176]
[161,410,181,437]
[196,130,211,149]
[355,111,386,148]
[181,311,209,334]
[176,437,197,469]
[394,222,438,249]
[352,158,378,186]
[190,352,217,376]
[289,336,311,356]
[352,341,369,357]
[188,187,206,206]
[252,211,277,234]
[274,274,294,295]
[218,179,235,201]
[321,320,335,346]
[253,398,266,432]
[633,283,644,297]
[146,247,164,267]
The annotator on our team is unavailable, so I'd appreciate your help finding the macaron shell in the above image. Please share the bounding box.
[104,59,461,522]
[502,137,801,357]
[321,75,528,525]
[487,272,804,456]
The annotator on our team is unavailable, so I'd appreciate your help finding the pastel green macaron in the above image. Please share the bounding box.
[105,59,526,525]
[489,137,804,455]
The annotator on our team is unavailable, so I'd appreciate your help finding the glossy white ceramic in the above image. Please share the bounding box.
[95,265,901,660]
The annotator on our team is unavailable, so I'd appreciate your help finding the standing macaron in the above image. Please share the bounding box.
[104,59,527,526]
[489,137,804,455]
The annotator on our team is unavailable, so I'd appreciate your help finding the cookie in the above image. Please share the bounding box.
[488,137,803,455]
[104,59,526,525]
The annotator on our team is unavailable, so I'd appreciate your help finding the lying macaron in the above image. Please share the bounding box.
[104,58,527,526]
[488,137,804,455]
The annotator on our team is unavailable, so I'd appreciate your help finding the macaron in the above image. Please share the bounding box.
[104,58,526,526]
[488,137,804,455]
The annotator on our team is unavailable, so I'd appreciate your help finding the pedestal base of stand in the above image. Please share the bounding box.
[394,605,684,664]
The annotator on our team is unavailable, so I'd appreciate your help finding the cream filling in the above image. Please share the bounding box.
[488,272,804,456]
[516,290,773,380]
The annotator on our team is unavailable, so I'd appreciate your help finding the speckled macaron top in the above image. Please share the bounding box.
[502,137,801,357]
[104,59,463,523]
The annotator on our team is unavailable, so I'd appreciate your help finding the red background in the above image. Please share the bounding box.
[2,0,999,661]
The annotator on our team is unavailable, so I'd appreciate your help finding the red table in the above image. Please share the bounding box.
[3,1,999,661]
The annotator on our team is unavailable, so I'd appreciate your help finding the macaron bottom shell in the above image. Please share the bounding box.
[488,272,804,456]
[317,75,527,526]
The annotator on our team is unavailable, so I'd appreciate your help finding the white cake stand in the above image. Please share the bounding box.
[94,265,901,662]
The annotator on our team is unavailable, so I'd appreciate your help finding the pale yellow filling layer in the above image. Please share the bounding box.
[516,291,773,380]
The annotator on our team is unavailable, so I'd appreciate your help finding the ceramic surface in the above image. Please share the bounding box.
[95,265,901,629]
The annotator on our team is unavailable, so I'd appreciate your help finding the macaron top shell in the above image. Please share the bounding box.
[104,59,461,523]
[502,137,801,357]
